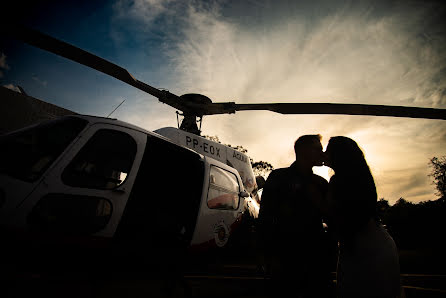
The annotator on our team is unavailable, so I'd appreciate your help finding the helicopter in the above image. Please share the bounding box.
[0,26,445,268]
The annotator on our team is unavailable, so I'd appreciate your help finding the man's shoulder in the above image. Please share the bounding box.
[270,167,291,175]
[267,167,292,180]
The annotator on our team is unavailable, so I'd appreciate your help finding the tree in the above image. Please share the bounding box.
[203,135,247,153]
[376,198,390,222]
[203,135,221,143]
[251,161,274,179]
[429,156,446,199]
[203,135,273,177]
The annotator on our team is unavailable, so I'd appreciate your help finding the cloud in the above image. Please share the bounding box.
[112,1,446,108]
[111,0,446,202]
[3,84,21,93]
[111,0,182,45]
[0,53,9,69]
[168,1,446,203]
[0,52,10,78]
[32,74,48,87]
[167,2,446,107]
[113,0,175,23]
[377,167,436,204]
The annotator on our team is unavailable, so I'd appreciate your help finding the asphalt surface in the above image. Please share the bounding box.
[2,235,445,298]
[2,265,311,298]
[4,261,446,298]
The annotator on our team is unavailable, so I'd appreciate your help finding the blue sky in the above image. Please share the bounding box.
[1,0,446,203]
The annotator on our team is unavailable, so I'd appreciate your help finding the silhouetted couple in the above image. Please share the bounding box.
[257,135,401,298]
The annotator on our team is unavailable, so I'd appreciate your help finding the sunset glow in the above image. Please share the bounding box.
[1,0,445,204]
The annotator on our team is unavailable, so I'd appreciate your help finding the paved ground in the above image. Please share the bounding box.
[2,258,334,298]
[4,262,446,298]
[1,269,312,298]
[2,239,446,298]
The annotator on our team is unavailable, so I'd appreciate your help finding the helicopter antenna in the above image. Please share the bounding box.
[106,99,126,118]
[198,116,203,132]
[176,111,181,129]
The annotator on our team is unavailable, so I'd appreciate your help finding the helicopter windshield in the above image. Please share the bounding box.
[0,117,87,182]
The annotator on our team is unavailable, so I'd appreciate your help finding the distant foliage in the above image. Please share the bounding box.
[251,161,274,179]
[203,135,272,173]
[228,145,248,154]
[379,197,446,250]
[376,198,390,220]
[203,135,221,144]
[429,156,446,199]
[203,135,248,153]
[371,157,446,251]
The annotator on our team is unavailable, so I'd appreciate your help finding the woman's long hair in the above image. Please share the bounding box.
[326,136,377,238]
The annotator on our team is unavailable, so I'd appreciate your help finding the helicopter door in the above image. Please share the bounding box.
[113,135,204,257]
[0,117,88,227]
[190,159,245,249]
[14,123,146,239]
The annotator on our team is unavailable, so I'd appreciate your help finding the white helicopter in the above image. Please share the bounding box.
[0,27,445,267]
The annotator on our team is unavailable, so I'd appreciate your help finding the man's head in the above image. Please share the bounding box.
[294,134,324,167]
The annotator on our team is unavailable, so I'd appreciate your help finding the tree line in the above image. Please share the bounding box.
[203,135,274,179]
[376,156,446,251]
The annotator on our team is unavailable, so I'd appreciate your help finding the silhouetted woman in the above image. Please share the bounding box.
[325,136,401,298]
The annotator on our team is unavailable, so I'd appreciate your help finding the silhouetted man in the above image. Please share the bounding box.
[257,135,333,298]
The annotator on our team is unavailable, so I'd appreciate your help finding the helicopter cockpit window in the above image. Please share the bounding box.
[207,166,240,210]
[0,117,88,182]
[62,129,137,189]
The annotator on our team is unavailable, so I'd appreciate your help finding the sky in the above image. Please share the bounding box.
[1,0,445,204]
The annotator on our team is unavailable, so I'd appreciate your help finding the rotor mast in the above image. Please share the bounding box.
[176,93,214,135]
[177,112,202,135]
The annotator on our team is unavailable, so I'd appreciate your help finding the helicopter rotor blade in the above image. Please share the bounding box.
[199,102,446,120]
[6,26,446,120]
[8,26,188,112]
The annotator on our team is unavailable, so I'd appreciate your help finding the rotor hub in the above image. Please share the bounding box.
[177,93,213,135]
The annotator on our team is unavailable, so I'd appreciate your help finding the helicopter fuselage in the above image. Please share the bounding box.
[0,115,253,263]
